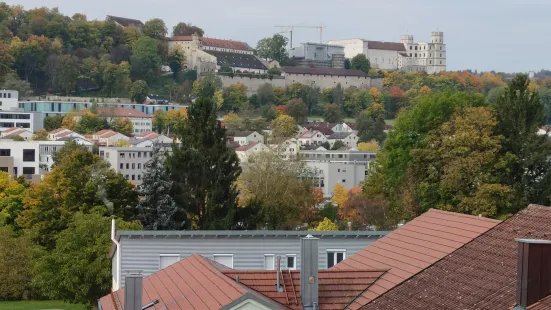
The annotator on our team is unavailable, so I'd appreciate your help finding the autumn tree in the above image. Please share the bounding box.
[312,218,338,231]
[112,117,134,136]
[168,97,241,229]
[0,227,32,300]
[192,73,222,98]
[323,103,343,123]
[223,112,243,131]
[223,82,248,111]
[271,114,297,139]
[32,129,49,141]
[77,111,106,134]
[0,172,28,231]
[237,152,316,229]
[357,140,378,151]
[143,18,167,39]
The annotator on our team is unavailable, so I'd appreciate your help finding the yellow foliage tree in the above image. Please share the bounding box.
[62,112,78,130]
[357,140,378,151]
[223,112,243,130]
[419,85,433,95]
[113,139,130,147]
[369,87,382,103]
[312,217,338,231]
[32,129,49,141]
[331,184,349,207]
[113,117,134,136]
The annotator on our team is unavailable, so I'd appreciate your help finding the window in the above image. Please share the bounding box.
[0,149,10,156]
[120,163,123,169]
[264,254,275,270]
[415,46,417,50]
[342,179,346,183]
[138,163,141,169]
[287,255,297,270]
[138,152,141,158]
[338,168,340,172]
[126,163,129,169]
[213,254,233,268]
[23,167,35,175]
[106,152,110,158]
[159,254,180,269]
[440,53,442,57]
[132,163,135,169]
[100,151,104,158]
[22,149,35,162]
[120,153,125,158]
[131,175,135,180]
[327,250,346,268]
[138,174,141,180]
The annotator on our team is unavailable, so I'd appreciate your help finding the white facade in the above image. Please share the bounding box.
[93,130,129,146]
[235,142,268,163]
[268,139,300,160]
[0,128,33,140]
[327,132,359,149]
[234,131,264,145]
[331,123,355,133]
[289,42,344,62]
[298,131,327,146]
[130,117,153,134]
[0,90,19,110]
[100,147,161,185]
[0,110,44,132]
[328,31,447,74]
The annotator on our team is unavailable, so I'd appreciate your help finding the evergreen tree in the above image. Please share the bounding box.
[137,144,179,230]
[168,97,241,229]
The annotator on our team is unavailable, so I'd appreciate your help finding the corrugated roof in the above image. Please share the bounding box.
[205,50,267,70]
[99,254,251,310]
[48,128,70,135]
[362,205,551,310]
[116,230,388,238]
[366,41,406,51]
[299,130,325,139]
[222,269,387,310]
[332,209,501,309]
[281,67,369,78]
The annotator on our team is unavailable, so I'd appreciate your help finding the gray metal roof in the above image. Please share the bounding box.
[117,230,389,239]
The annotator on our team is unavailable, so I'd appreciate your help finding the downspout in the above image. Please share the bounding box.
[111,219,121,291]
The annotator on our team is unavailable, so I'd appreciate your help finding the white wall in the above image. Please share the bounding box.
[326,39,366,59]
[218,76,286,95]
[306,161,367,197]
[285,73,373,90]
[130,117,152,134]
[366,49,401,70]
[0,141,40,178]
[0,90,19,109]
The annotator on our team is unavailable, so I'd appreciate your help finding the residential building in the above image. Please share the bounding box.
[298,130,327,147]
[99,209,498,310]
[326,132,359,149]
[168,34,267,74]
[93,130,129,146]
[107,228,388,290]
[0,139,92,181]
[73,107,153,134]
[328,31,446,74]
[300,149,376,197]
[281,67,380,90]
[304,122,335,136]
[289,42,346,69]
[0,127,33,140]
[360,205,550,310]
[47,128,85,141]
[235,142,268,162]
[106,15,143,28]
[99,146,170,185]
[233,131,264,145]
[268,138,300,160]
[332,122,355,133]
[0,110,44,132]
[129,132,173,147]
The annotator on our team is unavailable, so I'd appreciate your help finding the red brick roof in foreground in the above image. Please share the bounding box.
[361,205,551,310]
[222,269,387,310]
[99,254,251,310]
[332,209,501,309]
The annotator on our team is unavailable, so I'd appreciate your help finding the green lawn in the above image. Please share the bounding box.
[0,301,86,310]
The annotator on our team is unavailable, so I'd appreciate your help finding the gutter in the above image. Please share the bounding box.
[111,219,121,291]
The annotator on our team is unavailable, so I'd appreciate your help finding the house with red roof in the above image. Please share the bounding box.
[98,209,518,310]
[93,130,129,146]
[235,142,268,162]
[168,33,267,74]
[74,107,153,134]
[0,127,33,140]
[298,130,327,147]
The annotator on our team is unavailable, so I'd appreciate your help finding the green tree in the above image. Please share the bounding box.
[32,212,141,308]
[172,22,204,36]
[260,105,277,121]
[1,72,33,98]
[271,114,297,138]
[0,172,28,231]
[351,54,370,73]
[192,73,222,99]
[168,97,241,229]
[331,140,346,150]
[323,104,343,123]
[11,135,25,141]
[129,80,148,104]
[487,86,506,104]
[255,34,288,63]
[257,83,275,106]
[167,46,185,79]
[344,59,351,69]
[44,115,64,131]
[237,152,316,229]
[344,88,372,115]
[137,144,179,229]
[285,98,308,124]
[77,112,105,134]
[32,129,49,141]
[223,82,248,111]
[356,111,386,143]
[495,74,551,214]
[18,142,138,249]
[123,26,141,45]
[143,18,167,39]
[57,54,79,95]
[0,227,32,300]
[131,36,161,82]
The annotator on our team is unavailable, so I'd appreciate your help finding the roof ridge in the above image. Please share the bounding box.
[192,254,248,294]
[426,208,502,223]
[345,270,388,310]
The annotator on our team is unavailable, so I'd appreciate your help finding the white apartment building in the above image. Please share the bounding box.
[298,130,327,147]
[0,90,19,109]
[0,110,44,132]
[93,130,129,146]
[0,140,92,182]
[235,142,268,163]
[74,107,153,134]
[99,147,170,185]
[328,31,446,74]
[326,132,359,149]
[233,131,264,145]
[299,149,376,198]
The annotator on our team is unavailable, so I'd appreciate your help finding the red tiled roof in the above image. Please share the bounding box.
[299,130,324,139]
[362,205,551,310]
[366,41,406,51]
[530,295,551,310]
[3,128,28,136]
[168,36,251,51]
[305,123,335,136]
[48,128,68,134]
[101,131,124,139]
[332,209,501,309]
[222,269,387,310]
[3,127,22,133]
[136,131,159,139]
[99,254,251,310]
[235,141,259,152]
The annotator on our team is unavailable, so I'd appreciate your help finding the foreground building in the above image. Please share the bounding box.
[99,209,504,310]
[328,31,446,74]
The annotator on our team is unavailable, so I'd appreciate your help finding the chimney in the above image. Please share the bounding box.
[514,239,551,309]
[124,273,143,310]
[301,235,319,310]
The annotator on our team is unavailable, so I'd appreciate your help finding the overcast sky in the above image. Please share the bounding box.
[10,0,551,72]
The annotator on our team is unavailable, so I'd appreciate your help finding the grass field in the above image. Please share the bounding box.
[0,301,86,310]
